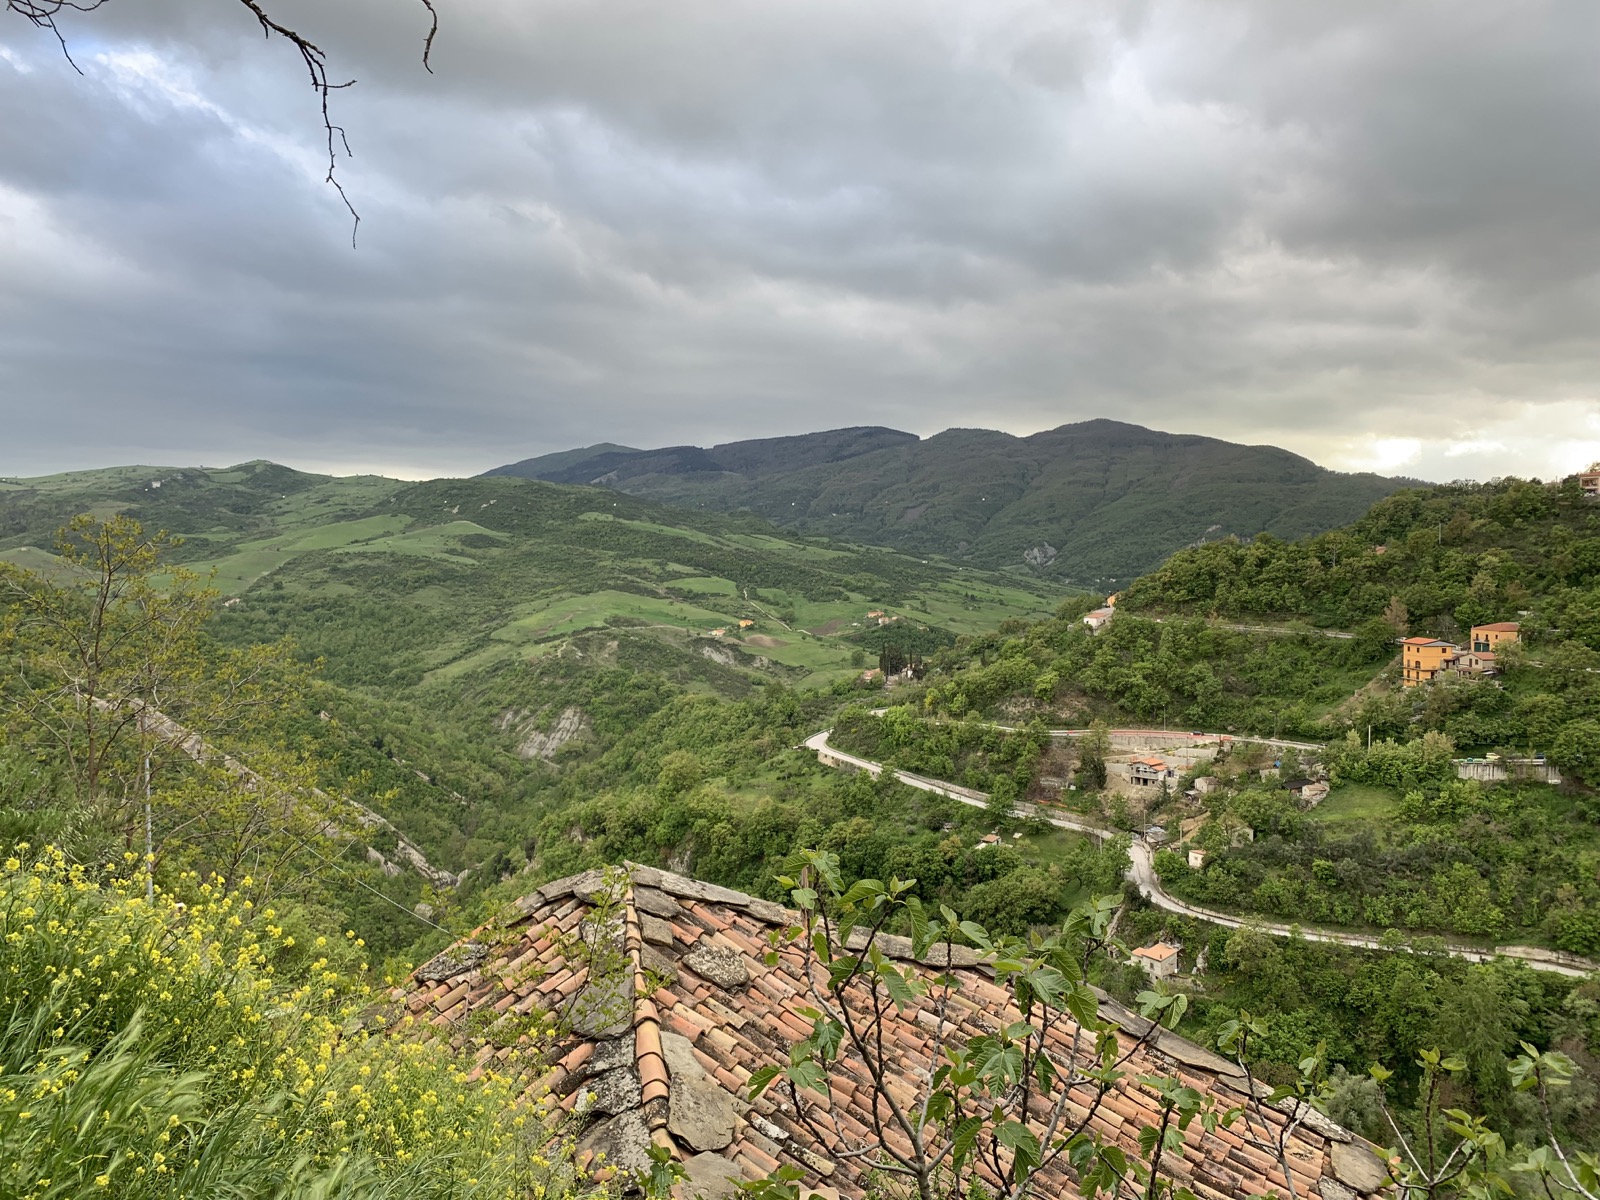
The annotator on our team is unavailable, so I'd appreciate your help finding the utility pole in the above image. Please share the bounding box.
[139,697,154,903]
[144,747,154,903]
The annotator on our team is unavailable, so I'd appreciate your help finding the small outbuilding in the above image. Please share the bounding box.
[1132,942,1181,980]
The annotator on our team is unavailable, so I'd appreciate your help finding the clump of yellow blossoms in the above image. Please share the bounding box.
[0,847,593,1199]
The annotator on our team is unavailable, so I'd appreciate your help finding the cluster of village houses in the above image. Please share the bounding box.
[1400,622,1520,687]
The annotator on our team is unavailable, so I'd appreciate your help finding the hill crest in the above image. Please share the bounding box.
[485,420,1410,580]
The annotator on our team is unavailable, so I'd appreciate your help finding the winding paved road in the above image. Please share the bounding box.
[803,728,1596,978]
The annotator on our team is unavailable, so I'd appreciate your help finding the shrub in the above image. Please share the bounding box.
[0,847,583,1200]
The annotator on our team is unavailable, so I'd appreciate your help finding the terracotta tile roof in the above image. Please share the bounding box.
[396,865,1391,1200]
[1132,943,1180,963]
[1473,622,1520,632]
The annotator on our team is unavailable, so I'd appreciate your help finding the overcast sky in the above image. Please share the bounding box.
[3,1,1598,483]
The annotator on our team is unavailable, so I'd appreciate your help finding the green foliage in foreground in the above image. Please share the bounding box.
[767,849,1600,1200]
[0,848,582,1200]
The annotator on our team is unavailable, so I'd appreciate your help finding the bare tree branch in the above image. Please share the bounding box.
[5,0,441,245]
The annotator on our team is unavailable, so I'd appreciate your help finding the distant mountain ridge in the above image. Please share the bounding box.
[489,427,915,486]
[485,419,1411,580]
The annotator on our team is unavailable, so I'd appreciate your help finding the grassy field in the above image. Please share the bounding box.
[0,459,1069,692]
[495,591,734,642]
[1307,783,1399,827]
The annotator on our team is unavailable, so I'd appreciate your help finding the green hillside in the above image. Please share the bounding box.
[1122,475,1600,641]
[486,419,1408,581]
[909,474,1600,757]
[0,458,1075,952]
[0,459,1061,692]
[9,463,1600,1163]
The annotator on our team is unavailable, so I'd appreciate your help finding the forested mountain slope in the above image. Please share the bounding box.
[486,419,1408,580]
[1123,475,1600,646]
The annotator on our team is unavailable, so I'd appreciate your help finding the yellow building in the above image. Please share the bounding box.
[1401,637,1457,687]
[1470,622,1520,653]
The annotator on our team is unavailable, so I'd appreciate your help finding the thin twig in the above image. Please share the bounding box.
[6,0,441,244]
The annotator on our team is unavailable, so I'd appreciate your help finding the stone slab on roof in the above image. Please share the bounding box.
[397,862,1389,1200]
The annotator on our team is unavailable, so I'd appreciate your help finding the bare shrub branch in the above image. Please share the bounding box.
[5,0,440,244]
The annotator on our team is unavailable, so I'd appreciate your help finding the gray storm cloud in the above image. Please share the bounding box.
[1,0,1597,481]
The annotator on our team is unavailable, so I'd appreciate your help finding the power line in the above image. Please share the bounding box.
[299,838,460,938]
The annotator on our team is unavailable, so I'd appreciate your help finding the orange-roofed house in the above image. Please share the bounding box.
[1401,637,1457,687]
[1470,622,1520,654]
[1128,756,1168,787]
[737,619,755,629]
[1083,606,1116,631]
[1579,462,1600,497]
[1132,942,1181,980]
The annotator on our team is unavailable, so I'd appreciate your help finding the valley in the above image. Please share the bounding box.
[4,456,1600,1186]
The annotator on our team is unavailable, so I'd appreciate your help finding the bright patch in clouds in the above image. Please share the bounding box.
[1330,437,1424,475]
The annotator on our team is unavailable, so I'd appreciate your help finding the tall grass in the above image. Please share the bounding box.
[0,847,587,1199]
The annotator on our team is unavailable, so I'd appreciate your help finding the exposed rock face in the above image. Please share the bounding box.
[683,940,750,990]
[497,705,590,761]
[699,644,736,667]
[1023,543,1058,568]
[413,941,487,982]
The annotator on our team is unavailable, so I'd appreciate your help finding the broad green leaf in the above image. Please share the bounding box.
[748,1065,782,1098]
[951,1115,983,1164]
[997,1120,1041,1166]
